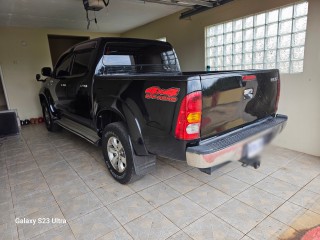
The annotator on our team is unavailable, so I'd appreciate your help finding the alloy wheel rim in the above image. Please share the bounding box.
[107,136,127,173]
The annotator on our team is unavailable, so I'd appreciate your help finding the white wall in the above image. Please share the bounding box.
[0,27,119,120]
[122,0,320,156]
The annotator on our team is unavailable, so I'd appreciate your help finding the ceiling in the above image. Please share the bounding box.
[0,0,185,33]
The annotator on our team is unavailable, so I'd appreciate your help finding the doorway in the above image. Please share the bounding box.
[0,66,9,111]
[48,35,89,67]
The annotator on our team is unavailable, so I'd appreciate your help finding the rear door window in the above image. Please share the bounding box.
[72,51,92,75]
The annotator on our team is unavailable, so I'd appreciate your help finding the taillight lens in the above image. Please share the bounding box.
[175,91,202,140]
[275,77,280,112]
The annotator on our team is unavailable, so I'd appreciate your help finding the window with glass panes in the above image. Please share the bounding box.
[205,1,308,74]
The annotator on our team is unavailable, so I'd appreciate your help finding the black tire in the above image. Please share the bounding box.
[102,122,136,184]
[41,102,61,132]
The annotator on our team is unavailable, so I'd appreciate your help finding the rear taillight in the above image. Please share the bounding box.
[275,77,280,112]
[175,91,202,140]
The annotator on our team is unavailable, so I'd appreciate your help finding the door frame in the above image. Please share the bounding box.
[0,65,10,109]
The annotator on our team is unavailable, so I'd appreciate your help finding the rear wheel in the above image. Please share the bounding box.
[41,102,60,132]
[102,122,136,184]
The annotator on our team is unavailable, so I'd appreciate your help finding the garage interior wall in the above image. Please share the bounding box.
[122,0,320,157]
[0,27,119,121]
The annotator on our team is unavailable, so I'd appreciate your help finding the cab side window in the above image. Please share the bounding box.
[72,51,92,75]
[55,54,73,78]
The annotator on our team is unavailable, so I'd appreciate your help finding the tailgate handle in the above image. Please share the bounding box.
[244,88,254,100]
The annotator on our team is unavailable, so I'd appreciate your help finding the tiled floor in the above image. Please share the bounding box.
[0,124,320,240]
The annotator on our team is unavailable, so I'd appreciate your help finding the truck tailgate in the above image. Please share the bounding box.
[200,70,279,139]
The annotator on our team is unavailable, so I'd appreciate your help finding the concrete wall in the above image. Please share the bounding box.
[0,27,119,120]
[122,0,320,156]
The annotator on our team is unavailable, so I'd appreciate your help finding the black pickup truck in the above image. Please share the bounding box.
[37,37,287,183]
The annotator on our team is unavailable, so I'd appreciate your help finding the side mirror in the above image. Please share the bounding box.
[41,67,52,77]
[36,73,45,82]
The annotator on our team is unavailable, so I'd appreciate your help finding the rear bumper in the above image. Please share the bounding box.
[186,115,288,168]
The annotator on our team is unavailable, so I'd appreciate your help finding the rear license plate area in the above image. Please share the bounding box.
[247,138,264,158]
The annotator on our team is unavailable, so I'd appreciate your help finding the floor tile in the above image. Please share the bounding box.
[6,153,35,165]
[305,175,320,194]
[7,125,317,240]
[267,146,302,162]
[213,199,266,234]
[166,231,192,240]
[67,155,98,169]
[254,176,301,200]
[124,209,179,240]
[82,171,115,190]
[0,188,11,204]
[185,184,231,211]
[227,167,267,185]
[31,225,76,240]
[160,158,193,172]
[247,216,297,240]
[271,166,318,187]
[14,190,57,218]
[73,161,104,177]
[185,168,224,183]
[94,182,134,205]
[98,227,133,240]
[29,143,55,155]
[241,236,254,240]
[17,204,65,239]
[151,162,182,181]
[270,201,320,230]
[138,182,180,208]
[61,150,92,161]
[7,160,39,176]
[9,168,44,186]
[69,207,120,240]
[128,174,160,192]
[208,175,250,197]
[255,161,284,175]
[164,173,203,194]
[50,178,91,203]
[0,176,10,189]
[0,222,19,240]
[212,161,241,173]
[35,154,65,168]
[41,161,74,177]
[0,201,15,225]
[184,213,244,240]
[294,154,320,172]
[11,177,49,203]
[289,188,320,214]
[44,170,79,187]
[236,187,285,215]
[5,148,31,158]
[59,192,103,221]
[158,196,207,228]
[108,193,154,225]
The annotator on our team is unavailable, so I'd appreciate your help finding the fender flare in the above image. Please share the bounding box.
[96,102,148,156]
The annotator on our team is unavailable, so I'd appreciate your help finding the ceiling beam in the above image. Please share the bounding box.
[174,0,214,8]
[179,0,234,19]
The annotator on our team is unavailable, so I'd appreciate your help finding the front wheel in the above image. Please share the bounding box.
[41,102,60,132]
[102,122,136,184]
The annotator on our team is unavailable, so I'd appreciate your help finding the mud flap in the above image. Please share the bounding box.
[129,136,156,176]
[132,153,156,176]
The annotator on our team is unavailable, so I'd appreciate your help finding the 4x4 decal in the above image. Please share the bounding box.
[145,86,180,102]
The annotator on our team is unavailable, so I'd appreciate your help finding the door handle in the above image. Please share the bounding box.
[80,84,88,88]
